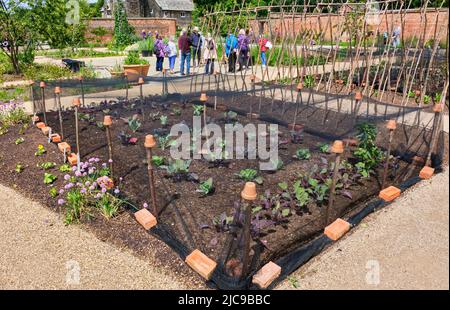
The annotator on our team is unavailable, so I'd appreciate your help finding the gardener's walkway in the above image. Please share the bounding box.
[0,168,448,289]
[276,167,449,290]
[0,184,189,289]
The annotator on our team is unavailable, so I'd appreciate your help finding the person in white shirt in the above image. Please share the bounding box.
[203,33,217,75]
[167,36,178,74]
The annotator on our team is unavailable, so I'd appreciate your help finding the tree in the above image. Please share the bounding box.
[0,0,36,74]
[112,0,136,49]
[32,0,92,49]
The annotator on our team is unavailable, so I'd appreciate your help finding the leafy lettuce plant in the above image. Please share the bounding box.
[197,178,214,197]
[236,168,263,184]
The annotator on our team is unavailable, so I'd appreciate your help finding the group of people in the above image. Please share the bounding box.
[143,26,272,76]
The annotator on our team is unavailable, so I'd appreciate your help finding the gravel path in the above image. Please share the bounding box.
[277,167,449,290]
[1,168,448,289]
[0,184,188,289]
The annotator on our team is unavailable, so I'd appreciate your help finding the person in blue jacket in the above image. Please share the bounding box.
[225,32,238,73]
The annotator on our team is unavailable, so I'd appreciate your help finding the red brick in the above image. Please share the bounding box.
[134,209,157,230]
[252,261,282,289]
[41,126,51,135]
[36,122,46,129]
[58,142,71,153]
[324,218,351,241]
[68,153,78,166]
[50,134,61,143]
[379,186,401,202]
[185,249,217,280]
[419,166,434,179]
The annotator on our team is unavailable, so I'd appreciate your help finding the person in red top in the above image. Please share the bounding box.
[178,29,192,75]
[258,35,269,66]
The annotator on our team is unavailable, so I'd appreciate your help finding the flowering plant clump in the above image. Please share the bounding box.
[56,157,123,224]
[0,100,30,128]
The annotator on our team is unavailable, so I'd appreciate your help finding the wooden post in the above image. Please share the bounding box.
[73,97,81,171]
[55,87,64,140]
[124,72,129,101]
[249,75,256,118]
[426,103,444,167]
[138,77,145,121]
[144,135,158,218]
[382,120,397,189]
[240,182,257,280]
[104,116,114,181]
[39,81,47,124]
[293,82,303,128]
[325,140,344,225]
[78,76,85,108]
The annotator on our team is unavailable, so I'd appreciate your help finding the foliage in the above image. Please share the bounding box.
[43,173,57,184]
[157,135,176,150]
[197,178,214,197]
[112,0,136,50]
[268,158,284,171]
[40,162,56,170]
[287,276,299,288]
[127,117,142,132]
[49,187,58,198]
[160,115,168,126]
[117,131,137,145]
[151,156,165,167]
[303,75,316,88]
[212,211,234,232]
[124,50,149,65]
[162,159,191,175]
[59,164,71,173]
[15,163,24,173]
[56,157,122,224]
[236,168,263,184]
[14,137,24,145]
[138,37,155,52]
[318,143,330,153]
[294,148,311,160]
[161,159,197,182]
[35,144,46,156]
[22,63,73,81]
[0,101,30,127]
[0,87,27,102]
[193,105,204,116]
[354,123,382,178]
[423,95,431,105]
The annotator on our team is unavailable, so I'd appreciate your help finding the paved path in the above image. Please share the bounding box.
[277,167,449,290]
[0,184,188,289]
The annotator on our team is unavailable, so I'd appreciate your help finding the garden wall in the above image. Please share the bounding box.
[86,18,177,43]
[250,8,449,43]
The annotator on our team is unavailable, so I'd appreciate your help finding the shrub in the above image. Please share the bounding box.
[124,50,149,65]
[22,63,72,81]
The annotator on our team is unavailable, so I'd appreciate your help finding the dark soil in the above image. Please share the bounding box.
[0,93,439,284]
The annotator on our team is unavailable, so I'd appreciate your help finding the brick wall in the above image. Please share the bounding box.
[249,8,449,43]
[87,18,177,42]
